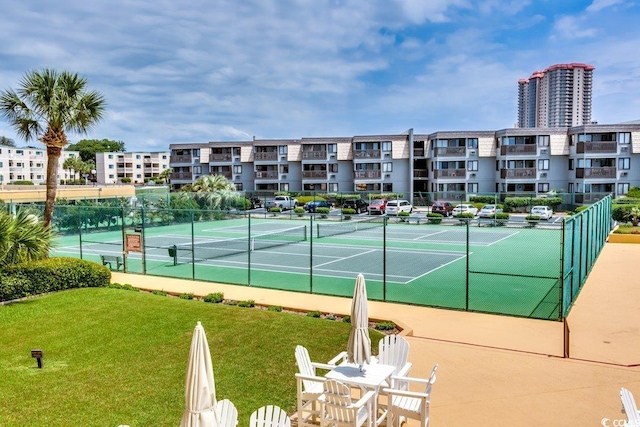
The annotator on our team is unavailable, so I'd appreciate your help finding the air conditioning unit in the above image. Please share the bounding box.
[470,173,476,178]
[384,153,391,157]
[470,150,476,155]
[621,146,629,152]
[280,156,287,160]
[385,174,391,178]
[330,154,336,159]
[541,148,548,154]
[621,172,628,177]
[281,174,287,179]
[234,157,240,161]
[329,174,336,179]
[235,175,241,180]
[541,172,547,178]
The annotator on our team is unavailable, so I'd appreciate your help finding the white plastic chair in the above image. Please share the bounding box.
[295,345,337,427]
[620,387,640,427]
[216,399,238,427]
[377,335,412,378]
[320,379,376,427]
[250,405,291,427]
[383,364,438,427]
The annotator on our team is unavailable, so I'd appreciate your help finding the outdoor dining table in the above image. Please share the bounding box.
[325,361,396,426]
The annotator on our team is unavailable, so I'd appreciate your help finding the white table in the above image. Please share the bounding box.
[325,361,396,426]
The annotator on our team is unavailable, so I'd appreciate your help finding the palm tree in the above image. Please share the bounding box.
[0,210,52,267]
[185,175,238,210]
[0,69,106,227]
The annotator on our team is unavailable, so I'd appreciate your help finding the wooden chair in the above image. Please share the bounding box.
[377,335,412,379]
[250,405,291,427]
[320,379,376,427]
[620,387,640,427]
[383,364,438,427]
[216,399,238,427]
[295,345,337,427]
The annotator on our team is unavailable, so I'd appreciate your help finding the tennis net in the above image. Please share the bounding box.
[316,217,383,238]
[169,225,307,262]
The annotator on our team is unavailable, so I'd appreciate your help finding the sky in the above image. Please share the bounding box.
[1,0,639,152]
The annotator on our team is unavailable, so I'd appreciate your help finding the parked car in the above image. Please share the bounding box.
[304,200,332,212]
[386,200,413,215]
[478,204,503,218]
[530,206,553,220]
[247,196,263,209]
[452,204,478,216]
[431,201,454,217]
[342,199,369,214]
[368,199,387,215]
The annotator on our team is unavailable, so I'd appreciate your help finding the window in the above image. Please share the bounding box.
[382,141,392,152]
[235,183,243,191]
[619,158,630,170]
[538,159,549,170]
[193,166,202,174]
[16,150,24,155]
[538,135,550,147]
[280,164,289,173]
[328,144,337,153]
[35,151,42,156]
[108,164,114,169]
[0,162,2,167]
[467,138,478,148]
[383,162,393,172]
[162,155,167,159]
[233,147,241,156]
[162,164,167,169]
[538,183,549,192]
[618,183,630,195]
[136,174,142,178]
[568,159,574,170]
[193,149,200,157]
[382,183,393,192]
[329,163,338,173]
[233,165,242,174]
[328,183,338,192]
[619,132,631,144]
[467,161,478,171]
[108,174,114,179]
[279,182,289,192]
[136,154,141,159]
[468,183,478,193]
[136,164,142,169]
[278,145,288,155]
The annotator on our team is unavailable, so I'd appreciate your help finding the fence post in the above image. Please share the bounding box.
[465,219,470,311]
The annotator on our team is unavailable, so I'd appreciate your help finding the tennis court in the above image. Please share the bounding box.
[53,214,562,319]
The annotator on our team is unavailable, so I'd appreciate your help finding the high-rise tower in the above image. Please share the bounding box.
[518,63,594,128]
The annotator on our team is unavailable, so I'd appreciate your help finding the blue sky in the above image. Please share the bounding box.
[1,0,639,152]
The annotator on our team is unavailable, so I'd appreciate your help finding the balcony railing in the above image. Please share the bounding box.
[413,148,425,157]
[435,169,466,178]
[500,168,536,179]
[170,155,193,163]
[576,142,617,154]
[413,169,429,178]
[255,171,279,179]
[576,167,617,179]
[354,149,381,159]
[171,172,193,180]
[210,154,232,161]
[254,152,278,161]
[354,170,381,179]
[302,171,327,179]
[500,144,537,155]
[434,147,466,157]
[211,171,232,179]
[301,151,327,160]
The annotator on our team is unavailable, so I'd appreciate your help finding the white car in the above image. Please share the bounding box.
[386,200,413,215]
[452,204,478,216]
[478,204,503,218]
[530,206,553,220]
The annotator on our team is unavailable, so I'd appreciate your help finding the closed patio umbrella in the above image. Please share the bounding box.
[347,273,371,370]
[180,321,219,427]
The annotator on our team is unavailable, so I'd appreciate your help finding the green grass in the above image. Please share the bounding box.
[0,288,382,427]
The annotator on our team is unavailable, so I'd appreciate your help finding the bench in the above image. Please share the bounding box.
[100,255,124,271]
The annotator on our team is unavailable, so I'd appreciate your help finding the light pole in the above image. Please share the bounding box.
[91,169,96,186]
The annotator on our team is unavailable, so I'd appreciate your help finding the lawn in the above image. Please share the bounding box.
[0,287,381,426]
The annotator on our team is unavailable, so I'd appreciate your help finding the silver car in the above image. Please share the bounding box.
[452,204,478,216]
[478,204,503,218]
[530,206,553,220]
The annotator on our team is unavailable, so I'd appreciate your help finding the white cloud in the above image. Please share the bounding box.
[586,0,625,13]
[552,15,598,39]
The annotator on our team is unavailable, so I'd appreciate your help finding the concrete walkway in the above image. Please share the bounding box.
[111,241,640,427]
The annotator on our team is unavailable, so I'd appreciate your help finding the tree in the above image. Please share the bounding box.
[67,138,125,162]
[157,167,173,184]
[0,136,15,146]
[182,175,240,210]
[62,157,81,181]
[0,210,51,267]
[0,69,106,227]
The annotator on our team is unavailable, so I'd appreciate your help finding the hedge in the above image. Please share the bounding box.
[0,257,111,302]
[612,204,640,222]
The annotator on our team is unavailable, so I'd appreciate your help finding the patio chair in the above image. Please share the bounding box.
[376,335,412,378]
[320,379,376,427]
[382,364,438,427]
[295,345,338,427]
[216,399,238,427]
[620,387,640,427]
[250,405,291,427]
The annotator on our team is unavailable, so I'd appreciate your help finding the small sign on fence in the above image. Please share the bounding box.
[125,233,142,253]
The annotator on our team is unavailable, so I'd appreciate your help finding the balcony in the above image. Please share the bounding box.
[576,167,617,179]
[254,152,278,161]
[413,148,425,157]
[354,170,381,179]
[576,142,617,154]
[354,149,381,159]
[210,153,232,161]
[434,147,466,157]
[302,171,327,179]
[500,168,536,179]
[171,172,193,180]
[413,169,429,178]
[500,145,537,155]
[170,155,193,163]
[211,171,232,179]
[254,171,279,179]
[301,151,327,160]
[435,169,466,178]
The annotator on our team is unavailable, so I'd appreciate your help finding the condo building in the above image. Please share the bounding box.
[518,63,594,128]
[95,151,171,184]
[168,123,640,203]
[0,146,79,185]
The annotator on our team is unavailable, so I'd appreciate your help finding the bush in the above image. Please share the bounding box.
[238,299,255,308]
[179,292,194,300]
[204,292,224,303]
[152,290,167,296]
[120,177,132,183]
[469,195,498,204]
[526,215,541,221]
[375,321,396,331]
[575,205,589,213]
[456,212,475,219]
[268,305,283,312]
[297,196,326,205]
[343,315,351,323]
[398,211,410,217]
[8,180,34,185]
[613,224,640,234]
[426,212,443,224]
[269,207,282,213]
[627,187,640,198]
[121,283,139,292]
[294,207,305,216]
[307,310,322,318]
[1,257,110,302]
[316,207,330,216]
[342,208,356,215]
[612,205,638,222]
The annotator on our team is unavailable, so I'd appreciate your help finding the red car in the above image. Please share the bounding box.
[368,199,387,215]
[431,202,454,217]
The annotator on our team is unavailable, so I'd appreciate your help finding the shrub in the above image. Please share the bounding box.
[342,208,356,215]
[626,187,640,198]
[204,292,224,303]
[575,205,589,213]
[109,282,123,289]
[316,207,330,216]
[151,290,167,296]
[613,224,640,234]
[1,258,110,302]
[325,313,338,321]
[120,177,132,183]
[469,195,498,204]
[9,180,34,185]
[456,212,475,219]
[526,215,541,221]
[179,292,194,300]
[268,305,283,312]
[269,207,282,213]
[343,315,351,323]
[307,310,322,318]
[375,321,396,331]
[121,284,139,292]
[0,275,31,301]
[398,211,410,217]
[294,207,305,216]
[238,299,255,308]
[297,196,326,205]
[426,212,443,224]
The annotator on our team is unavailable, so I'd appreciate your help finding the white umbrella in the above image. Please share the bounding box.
[347,273,371,370]
[180,321,219,427]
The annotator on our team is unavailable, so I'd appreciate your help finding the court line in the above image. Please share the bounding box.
[405,253,469,284]
[486,231,520,246]
[412,230,448,240]
[313,249,378,268]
